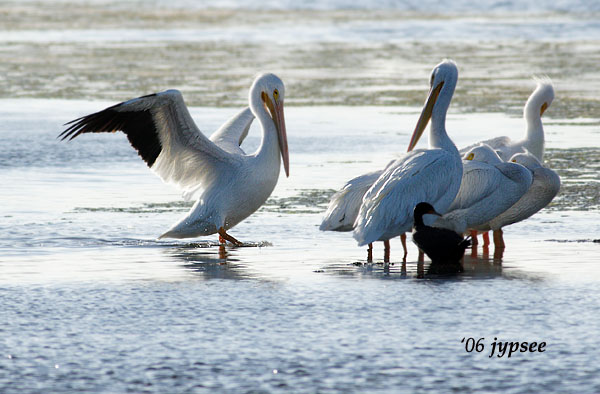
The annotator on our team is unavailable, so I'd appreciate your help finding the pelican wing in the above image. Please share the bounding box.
[436,161,532,233]
[209,107,255,155]
[320,169,383,232]
[60,90,243,199]
[353,149,462,246]
[489,166,559,228]
[448,162,505,211]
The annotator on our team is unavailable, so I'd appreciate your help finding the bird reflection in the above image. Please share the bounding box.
[219,244,227,260]
[426,261,463,276]
[321,249,508,280]
[469,242,504,262]
[164,242,252,280]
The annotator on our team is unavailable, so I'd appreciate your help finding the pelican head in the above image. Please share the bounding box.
[526,78,555,119]
[463,144,503,165]
[510,152,543,170]
[407,60,459,152]
[249,73,289,177]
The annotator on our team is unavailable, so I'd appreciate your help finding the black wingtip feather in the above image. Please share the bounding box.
[58,104,163,167]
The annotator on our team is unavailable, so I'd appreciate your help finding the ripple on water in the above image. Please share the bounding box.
[545,147,600,211]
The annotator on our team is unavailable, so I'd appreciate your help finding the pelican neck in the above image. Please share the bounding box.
[250,100,281,166]
[429,79,459,155]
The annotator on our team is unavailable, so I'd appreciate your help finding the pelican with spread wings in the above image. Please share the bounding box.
[60,73,289,245]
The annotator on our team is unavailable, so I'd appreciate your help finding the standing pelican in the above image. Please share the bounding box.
[59,73,289,245]
[460,79,554,161]
[353,60,463,257]
[320,168,391,261]
[434,144,532,235]
[320,169,383,232]
[480,151,561,248]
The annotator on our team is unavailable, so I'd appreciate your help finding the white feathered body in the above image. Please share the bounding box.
[353,148,463,246]
[434,159,532,234]
[485,157,560,230]
[320,169,383,232]
[158,112,282,239]
[461,136,531,162]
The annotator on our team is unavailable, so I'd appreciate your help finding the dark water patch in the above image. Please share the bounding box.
[44,236,272,251]
[73,201,193,214]
[71,188,337,216]
[544,148,600,211]
[545,239,600,243]
[262,189,337,214]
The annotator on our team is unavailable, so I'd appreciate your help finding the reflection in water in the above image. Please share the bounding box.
[425,261,463,276]
[320,247,513,280]
[165,243,254,280]
[469,243,504,262]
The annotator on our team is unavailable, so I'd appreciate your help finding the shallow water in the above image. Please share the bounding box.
[2,1,600,393]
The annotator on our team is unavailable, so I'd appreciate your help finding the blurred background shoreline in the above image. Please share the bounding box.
[1,1,600,118]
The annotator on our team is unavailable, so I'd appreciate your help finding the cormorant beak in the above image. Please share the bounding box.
[263,93,290,177]
[540,102,548,117]
[407,80,444,152]
[427,209,442,217]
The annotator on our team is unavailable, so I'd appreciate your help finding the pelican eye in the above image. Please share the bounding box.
[466,153,475,161]
[273,89,279,100]
[511,159,517,163]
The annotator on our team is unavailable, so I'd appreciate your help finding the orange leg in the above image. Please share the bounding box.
[470,230,478,246]
[384,240,390,263]
[217,227,243,246]
[470,244,478,258]
[400,233,408,261]
[418,250,425,262]
[493,229,505,249]
[367,243,373,262]
[482,231,490,247]
[218,244,227,260]
[493,246,504,261]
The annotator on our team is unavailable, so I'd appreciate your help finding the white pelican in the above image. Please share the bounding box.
[60,73,289,245]
[320,169,383,233]
[433,144,533,235]
[353,60,463,258]
[319,168,387,260]
[480,151,561,248]
[460,78,554,161]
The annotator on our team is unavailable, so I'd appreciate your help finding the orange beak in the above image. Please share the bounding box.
[263,93,290,177]
[428,208,442,217]
[407,81,444,152]
[540,102,548,117]
[274,100,289,177]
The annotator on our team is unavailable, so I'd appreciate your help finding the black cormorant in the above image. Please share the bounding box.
[412,202,471,269]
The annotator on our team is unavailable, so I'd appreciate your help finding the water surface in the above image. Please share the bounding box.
[1,1,600,392]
